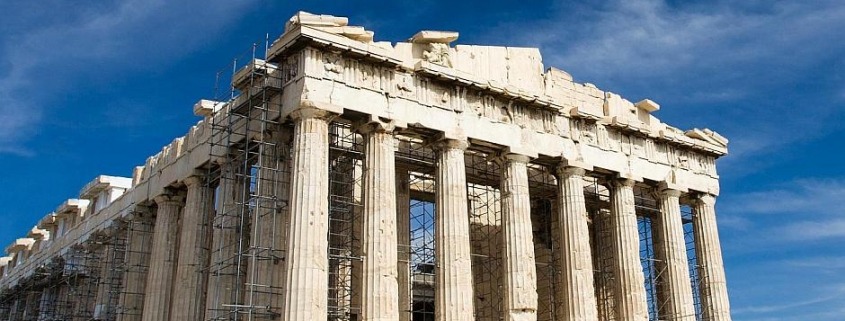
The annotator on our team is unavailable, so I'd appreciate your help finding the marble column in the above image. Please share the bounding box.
[693,194,732,321]
[396,167,412,321]
[94,243,114,319]
[38,286,58,321]
[141,193,185,321]
[654,187,696,321]
[433,138,474,321]
[117,209,153,321]
[609,179,648,321]
[247,130,290,317]
[555,165,599,321]
[359,123,399,321]
[170,176,214,321]
[282,109,332,321]
[500,154,537,321]
[204,160,243,319]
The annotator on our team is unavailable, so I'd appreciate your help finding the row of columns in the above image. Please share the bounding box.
[279,109,731,321]
[7,109,729,321]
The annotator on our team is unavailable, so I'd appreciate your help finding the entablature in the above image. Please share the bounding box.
[266,11,728,160]
[54,199,90,219]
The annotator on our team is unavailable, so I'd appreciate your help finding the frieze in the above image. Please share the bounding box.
[299,48,721,164]
[280,54,300,85]
[323,52,344,80]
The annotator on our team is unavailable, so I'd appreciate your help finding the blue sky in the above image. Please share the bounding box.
[1,1,843,320]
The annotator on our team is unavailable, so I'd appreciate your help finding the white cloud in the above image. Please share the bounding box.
[726,179,845,215]
[718,178,845,243]
[779,219,845,242]
[783,256,845,271]
[0,0,255,155]
[486,0,845,176]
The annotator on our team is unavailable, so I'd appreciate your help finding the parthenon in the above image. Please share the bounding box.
[0,12,732,321]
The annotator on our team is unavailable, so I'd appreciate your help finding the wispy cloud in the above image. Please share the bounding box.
[782,256,845,271]
[726,179,845,215]
[487,0,845,176]
[719,178,845,242]
[0,0,255,155]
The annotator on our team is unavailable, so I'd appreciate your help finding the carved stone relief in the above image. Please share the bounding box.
[281,55,299,84]
[423,43,453,68]
[597,125,610,150]
[631,136,646,159]
[620,134,632,156]
[656,143,669,164]
[322,52,344,80]
[645,138,656,161]
[393,72,415,98]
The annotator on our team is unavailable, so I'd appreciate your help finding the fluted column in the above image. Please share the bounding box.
[282,108,332,321]
[141,193,185,321]
[500,154,537,321]
[94,243,114,319]
[396,167,412,321]
[693,194,732,321]
[204,160,243,319]
[609,179,648,321]
[246,129,290,316]
[555,165,599,321]
[433,138,474,321]
[170,176,214,321]
[359,122,399,321]
[117,209,153,321]
[654,187,696,320]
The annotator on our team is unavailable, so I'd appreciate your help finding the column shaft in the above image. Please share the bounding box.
[118,211,153,321]
[94,244,114,319]
[500,155,537,321]
[204,163,243,319]
[282,111,331,321]
[555,166,599,321]
[170,177,214,321]
[654,189,696,320]
[609,179,648,321]
[396,167,412,321]
[247,132,290,316]
[694,195,732,321]
[141,194,184,321]
[434,139,474,321]
[360,126,399,321]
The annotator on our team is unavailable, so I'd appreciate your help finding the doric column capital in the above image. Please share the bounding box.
[289,106,337,122]
[183,175,205,188]
[431,136,469,152]
[154,193,185,207]
[492,152,531,168]
[355,118,398,135]
[694,193,717,206]
[659,188,683,198]
[556,163,588,178]
[612,177,637,188]
[503,152,531,164]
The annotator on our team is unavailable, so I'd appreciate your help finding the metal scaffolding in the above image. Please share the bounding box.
[527,164,560,321]
[205,37,287,321]
[683,205,703,321]
[586,177,615,321]
[327,122,364,321]
[466,152,503,321]
[633,187,661,321]
[397,135,436,321]
[115,211,154,321]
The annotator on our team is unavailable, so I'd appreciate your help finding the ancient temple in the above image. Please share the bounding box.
[0,12,731,321]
